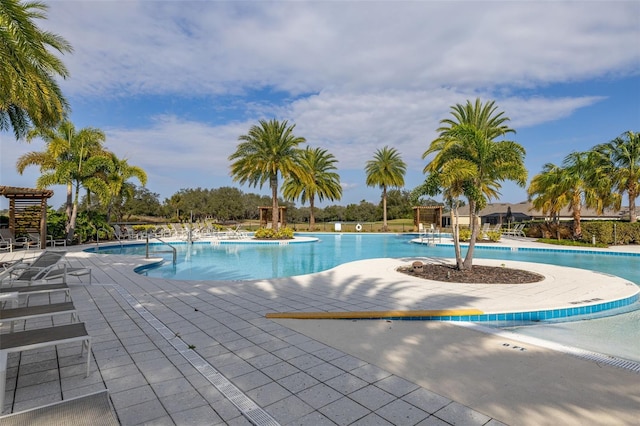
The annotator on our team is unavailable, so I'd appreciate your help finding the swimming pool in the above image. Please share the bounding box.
[88,233,640,362]
[90,233,640,284]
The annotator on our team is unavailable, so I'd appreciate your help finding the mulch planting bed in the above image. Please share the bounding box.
[397,263,545,284]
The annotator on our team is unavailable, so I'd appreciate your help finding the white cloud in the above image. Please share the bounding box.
[44,1,638,97]
[6,0,633,208]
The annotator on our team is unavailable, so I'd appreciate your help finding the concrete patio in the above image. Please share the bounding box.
[1,237,639,425]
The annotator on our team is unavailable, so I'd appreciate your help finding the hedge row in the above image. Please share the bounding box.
[528,221,640,245]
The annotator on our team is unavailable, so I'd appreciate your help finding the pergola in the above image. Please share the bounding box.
[258,206,287,227]
[412,205,444,231]
[0,186,54,249]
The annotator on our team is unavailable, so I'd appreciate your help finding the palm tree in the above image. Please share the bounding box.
[527,163,569,224]
[528,151,613,239]
[422,99,527,270]
[282,147,342,230]
[17,120,108,242]
[365,146,406,231]
[0,0,73,139]
[99,152,148,222]
[595,131,640,223]
[229,119,306,229]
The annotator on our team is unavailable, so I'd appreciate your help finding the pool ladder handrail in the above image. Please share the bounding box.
[145,235,177,265]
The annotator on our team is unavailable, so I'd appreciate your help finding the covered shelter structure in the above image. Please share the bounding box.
[258,206,287,227]
[413,205,444,231]
[0,186,54,249]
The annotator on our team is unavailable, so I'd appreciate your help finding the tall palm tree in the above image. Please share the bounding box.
[527,163,569,224]
[528,151,613,239]
[99,152,148,222]
[365,146,406,231]
[559,151,615,238]
[17,120,108,242]
[229,119,306,229]
[595,131,640,223]
[0,0,73,139]
[422,99,527,270]
[282,147,342,230]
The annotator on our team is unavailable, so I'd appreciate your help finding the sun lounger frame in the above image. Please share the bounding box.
[0,283,71,307]
[0,322,91,414]
[0,301,77,332]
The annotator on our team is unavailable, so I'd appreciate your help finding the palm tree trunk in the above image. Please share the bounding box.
[572,194,582,238]
[65,182,73,229]
[451,203,463,270]
[462,200,478,270]
[629,188,637,223]
[66,183,81,242]
[382,186,388,231]
[309,196,316,230]
[270,174,279,229]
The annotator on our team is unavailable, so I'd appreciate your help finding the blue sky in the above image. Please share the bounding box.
[1,0,639,210]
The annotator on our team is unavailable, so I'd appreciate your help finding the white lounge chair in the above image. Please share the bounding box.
[502,223,525,237]
[0,301,77,332]
[0,229,36,250]
[0,322,91,413]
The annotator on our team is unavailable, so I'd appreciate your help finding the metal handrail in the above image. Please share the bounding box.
[145,234,177,265]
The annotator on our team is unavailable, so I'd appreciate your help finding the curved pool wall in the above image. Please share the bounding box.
[86,235,640,323]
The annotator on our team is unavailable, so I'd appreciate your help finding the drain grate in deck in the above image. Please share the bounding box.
[109,284,280,426]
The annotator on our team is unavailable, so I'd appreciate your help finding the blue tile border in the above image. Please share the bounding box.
[431,243,640,257]
[377,293,640,323]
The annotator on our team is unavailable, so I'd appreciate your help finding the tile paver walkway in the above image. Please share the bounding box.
[1,238,639,425]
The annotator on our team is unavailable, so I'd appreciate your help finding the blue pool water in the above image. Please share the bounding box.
[89,233,640,361]
[91,233,640,284]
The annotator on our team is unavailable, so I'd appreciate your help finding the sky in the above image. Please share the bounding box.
[1,0,639,211]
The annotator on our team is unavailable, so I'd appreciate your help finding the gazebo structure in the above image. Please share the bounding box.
[412,205,444,232]
[0,186,54,249]
[258,206,287,227]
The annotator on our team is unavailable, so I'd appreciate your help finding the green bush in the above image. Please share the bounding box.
[486,230,502,242]
[458,229,472,242]
[253,226,294,240]
[581,221,640,245]
[253,227,275,239]
[275,227,294,239]
[72,211,112,244]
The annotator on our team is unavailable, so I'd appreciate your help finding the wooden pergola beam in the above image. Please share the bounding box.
[0,186,54,249]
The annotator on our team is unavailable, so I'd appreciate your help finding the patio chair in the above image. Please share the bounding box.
[0,301,77,332]
[0,322,92,413]
[0,261,28,284]
[37,263,92,285]
[502,223,525,237]
[1,283,71,307]
[8,251,67,285]
[0,389,117,424]
[0,229,35,250]
[27,232,67,248]
[0,234,12,253]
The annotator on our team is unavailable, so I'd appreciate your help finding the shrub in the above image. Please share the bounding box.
[253,226,294,240]
[485,230,502,242]
[73,211,112,244]
[458,228,472,242]
[275,227,294,239]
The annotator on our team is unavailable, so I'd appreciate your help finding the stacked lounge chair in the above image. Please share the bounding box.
[0,250,92,414]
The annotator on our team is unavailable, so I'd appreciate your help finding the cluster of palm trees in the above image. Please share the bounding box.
[417,99,528,270]
[528,130,640,237]
[229,119,410,231]
[17,121,147,242]
[3,0,637,261]
[2,1,146,243]
[1,0,71,139]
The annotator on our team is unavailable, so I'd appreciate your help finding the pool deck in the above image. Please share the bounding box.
[1,236,639,425]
